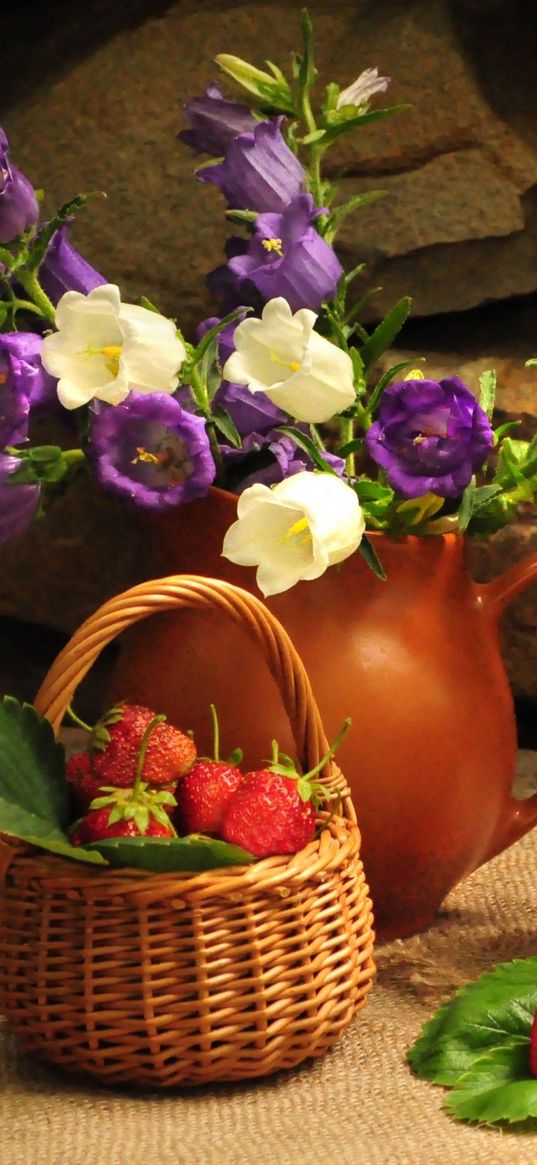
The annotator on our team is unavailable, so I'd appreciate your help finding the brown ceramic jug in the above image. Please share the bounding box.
[110,487,537,939]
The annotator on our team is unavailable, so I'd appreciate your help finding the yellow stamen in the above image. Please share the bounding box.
[269,351,302,374]
[0,373,7,385]
[404,368,425,380]
[100,344,122,377]
[262,237,283,255]
[281,516,313,546]
[131,446,161,466]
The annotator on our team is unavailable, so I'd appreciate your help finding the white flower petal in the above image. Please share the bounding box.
[222,471,365,596]
[43,285,185,410]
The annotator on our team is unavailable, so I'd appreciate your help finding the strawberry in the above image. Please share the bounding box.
[69,714,178,845]
[221,770,317,856]
[174,704,243,834]
[68,702,196,788]
[221,720,351,858]
[71,808,175,845]
[66,751,100,810]
[530,1011,537,1077]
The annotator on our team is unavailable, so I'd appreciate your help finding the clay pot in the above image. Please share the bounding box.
[109,487,537,939]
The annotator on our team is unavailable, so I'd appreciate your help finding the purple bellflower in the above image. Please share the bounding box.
[0,332,57,413]
[88,391,216,509]
[179,83,259,156]
[0,453,40,545]
[199,117,306,212]
[38,223,106,305]
[365,377,494,499]
[0,129,39,244]
[209,194,342,313]
[221,427,345,492]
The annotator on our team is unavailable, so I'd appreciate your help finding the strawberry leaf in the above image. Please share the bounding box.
[407,957,537,1086]
[85,835,255,871]
[0,795,107,865]
[445,1041,537,1125]
[0,696,70,828]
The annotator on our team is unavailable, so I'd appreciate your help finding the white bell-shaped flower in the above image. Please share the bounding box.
[222,470,365,596]
[41,284,187,409]
[222,297,355,423]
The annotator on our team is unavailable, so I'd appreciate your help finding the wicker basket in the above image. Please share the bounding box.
[0,574,374,1088]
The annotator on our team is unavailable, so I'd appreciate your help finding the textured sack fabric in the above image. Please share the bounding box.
[1,754,537,1165]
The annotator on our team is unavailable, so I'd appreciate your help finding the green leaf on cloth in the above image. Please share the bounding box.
[445,1041,537,1125]
[407,957,537,1086]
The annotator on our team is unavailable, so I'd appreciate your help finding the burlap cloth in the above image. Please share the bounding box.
[2,753,537,1165]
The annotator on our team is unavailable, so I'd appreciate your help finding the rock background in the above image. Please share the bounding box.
[1,0,537,718]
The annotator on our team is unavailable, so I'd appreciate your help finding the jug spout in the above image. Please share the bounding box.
[480,549,537,618]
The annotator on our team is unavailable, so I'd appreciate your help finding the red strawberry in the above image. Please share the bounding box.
[174,703,244,835]
[79,703,196,788]
[66,751,103,811]
[175,760,244,834]
[71,808,175,845]
[69,714,179,846]
[221,720,351,858]
[221,770,317,857]
[530,1011,537,1077]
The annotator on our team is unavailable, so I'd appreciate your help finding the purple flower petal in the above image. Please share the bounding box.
[0,454,40,544]
[0,129,39,244]
[365,377,494,499]
[199,117,306,212]
[38,223,106,304]
[209,194,342,313]
[88,391,216,509]
[0,331,57,413]
[179,83,259,156]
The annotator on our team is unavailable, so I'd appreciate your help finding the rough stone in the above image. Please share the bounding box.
[2,0,537,327]
[1,0,537,709]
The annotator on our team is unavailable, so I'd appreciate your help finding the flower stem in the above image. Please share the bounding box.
[16,271,56,325]
[341,417,356,476]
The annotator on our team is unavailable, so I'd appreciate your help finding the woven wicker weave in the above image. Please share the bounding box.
[0,575,375,1087]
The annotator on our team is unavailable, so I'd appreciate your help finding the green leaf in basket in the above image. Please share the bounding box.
[0,795,107,865]
[85,834,255,871]
[407,957,537,1086]
[0,696,70,828]
[445,1040,537,1125]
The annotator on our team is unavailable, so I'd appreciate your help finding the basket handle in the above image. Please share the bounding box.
[34,574,356,822]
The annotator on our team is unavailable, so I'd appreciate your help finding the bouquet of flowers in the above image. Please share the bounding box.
[1,9,536,597]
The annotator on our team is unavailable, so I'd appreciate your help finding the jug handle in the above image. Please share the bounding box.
[477,549,537,861]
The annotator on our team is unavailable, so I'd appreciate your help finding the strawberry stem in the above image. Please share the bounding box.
[66,704,93,734]
[210,703,220,763]
[305,718,352,780]
[132,714,167,796]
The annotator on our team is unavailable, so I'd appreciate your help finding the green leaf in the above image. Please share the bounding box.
[301,104,410,146]
[359,297,412,370]
[86,835,255,872]
[357,534,387,581]
[275,426,338,473]
[0,697,70,829]
[478,369,496,418]
[0,796,107,865]
[457,479,476,533]
[407,956,537,1086]
[212,406,242,448]
[494,420,521,443]
[445,1041,537,1125]
[215,54,294,114]
[26,194,92,273]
